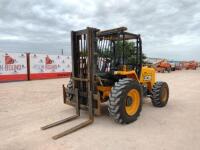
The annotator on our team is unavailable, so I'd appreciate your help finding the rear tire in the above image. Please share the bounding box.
[151,81,169,107]
[108,78,143,124]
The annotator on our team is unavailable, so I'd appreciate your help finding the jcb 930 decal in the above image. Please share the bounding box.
[144,75,152,81]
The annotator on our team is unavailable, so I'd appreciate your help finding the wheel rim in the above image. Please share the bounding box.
[161,87,168,102]
[125,89,140,116]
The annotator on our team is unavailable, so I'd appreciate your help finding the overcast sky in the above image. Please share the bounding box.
[0,0,200,60]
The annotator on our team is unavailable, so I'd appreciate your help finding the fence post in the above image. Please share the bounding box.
[26,53,30,81]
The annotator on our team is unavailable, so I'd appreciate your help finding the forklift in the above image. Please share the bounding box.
[41,27,169,139]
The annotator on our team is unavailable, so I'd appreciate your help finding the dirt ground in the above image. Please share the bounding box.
[0,69,200,150]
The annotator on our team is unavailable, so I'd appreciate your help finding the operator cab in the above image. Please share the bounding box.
[96,27,143,85]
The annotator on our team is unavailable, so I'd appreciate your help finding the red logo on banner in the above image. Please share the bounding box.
[5,54,15,64]
[0,53,25,73]
[46,55,53,64]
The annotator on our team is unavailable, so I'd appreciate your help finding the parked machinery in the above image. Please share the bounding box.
[41,27,169,139]
[154,59,171,73]
[184,61,198,70]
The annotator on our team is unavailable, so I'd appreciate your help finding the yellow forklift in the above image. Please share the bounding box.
[41,27,169,139]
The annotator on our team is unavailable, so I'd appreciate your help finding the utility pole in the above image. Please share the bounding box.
[61,49,64,55]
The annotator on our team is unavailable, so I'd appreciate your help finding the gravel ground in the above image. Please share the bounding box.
[0,69,200,150]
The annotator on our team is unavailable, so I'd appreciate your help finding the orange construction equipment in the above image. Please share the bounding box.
[154,59,171,73]
[184,61,198,70]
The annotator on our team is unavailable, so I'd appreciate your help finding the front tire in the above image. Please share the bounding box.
[108,78,143,124]
[151,81,169,107]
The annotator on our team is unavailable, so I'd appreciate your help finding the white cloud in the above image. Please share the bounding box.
[171,34,199,46]
[0,34,28,41]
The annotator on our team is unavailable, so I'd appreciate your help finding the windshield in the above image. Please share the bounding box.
[96,38,139,73]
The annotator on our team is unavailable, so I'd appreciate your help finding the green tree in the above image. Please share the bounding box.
[114,41,147,65]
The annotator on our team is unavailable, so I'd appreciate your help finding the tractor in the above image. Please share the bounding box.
[41,27,169,139]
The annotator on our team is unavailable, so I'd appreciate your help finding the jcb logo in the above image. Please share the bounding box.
[144,75,151,81]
